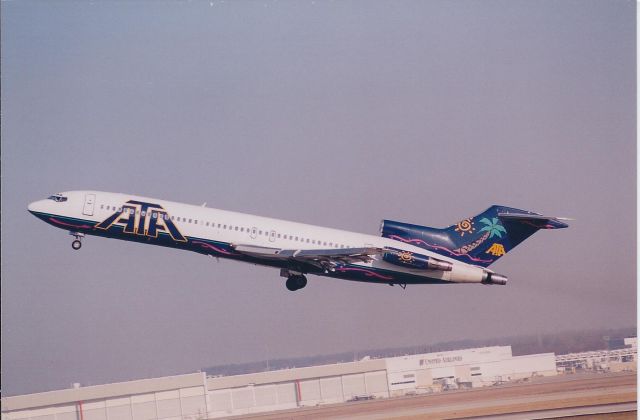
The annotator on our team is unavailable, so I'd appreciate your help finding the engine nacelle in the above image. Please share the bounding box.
[383,248,453,271]
[446,264,508,286]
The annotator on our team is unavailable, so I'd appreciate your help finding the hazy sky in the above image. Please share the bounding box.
[1,0,635,396]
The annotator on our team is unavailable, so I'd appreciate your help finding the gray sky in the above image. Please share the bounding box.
[1,0,635,396]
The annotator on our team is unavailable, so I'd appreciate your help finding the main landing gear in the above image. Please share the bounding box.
[286,275,307,291]
[281,269,307,291]
[69,231,84,250]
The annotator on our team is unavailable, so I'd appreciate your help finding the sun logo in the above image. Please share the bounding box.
[454,218,475,237]
[398,251,414,263]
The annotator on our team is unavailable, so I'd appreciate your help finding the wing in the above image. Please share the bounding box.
[232,244,387,272]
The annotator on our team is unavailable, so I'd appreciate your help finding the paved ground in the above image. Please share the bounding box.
[228,372,637,419]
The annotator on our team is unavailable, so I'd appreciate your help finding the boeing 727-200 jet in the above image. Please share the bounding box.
[28,191,568,291]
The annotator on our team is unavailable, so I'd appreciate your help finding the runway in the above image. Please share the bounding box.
[230,372,636,419]
[465,402,636,419]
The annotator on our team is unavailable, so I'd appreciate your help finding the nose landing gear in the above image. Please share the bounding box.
[69,231,84,250]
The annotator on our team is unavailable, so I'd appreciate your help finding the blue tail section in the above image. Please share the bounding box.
[381,206,568,267]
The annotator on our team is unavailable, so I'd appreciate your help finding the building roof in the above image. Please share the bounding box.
[207,359,386,390]
[2,373,205,412]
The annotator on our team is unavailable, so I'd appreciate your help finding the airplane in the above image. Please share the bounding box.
[27,191,568,291]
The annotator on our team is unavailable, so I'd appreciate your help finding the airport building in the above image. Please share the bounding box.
[3,338,637,419]
[2,345,561,419]
[555,337,637,373]
[385,346,556,395]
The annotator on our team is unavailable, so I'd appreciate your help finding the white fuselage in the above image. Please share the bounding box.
[28,191,490,286]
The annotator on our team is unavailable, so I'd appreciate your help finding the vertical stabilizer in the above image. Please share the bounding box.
[381,206,568,267]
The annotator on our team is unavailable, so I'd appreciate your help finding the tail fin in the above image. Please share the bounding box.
[381,205,568,267]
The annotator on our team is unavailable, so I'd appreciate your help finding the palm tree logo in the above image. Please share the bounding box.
[478,217,507,239]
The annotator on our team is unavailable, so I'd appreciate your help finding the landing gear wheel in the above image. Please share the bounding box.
[69,231,84,250]
[286,275,307,291]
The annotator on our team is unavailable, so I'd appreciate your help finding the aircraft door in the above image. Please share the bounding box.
[83,194,96,216]
[269,230,276,242]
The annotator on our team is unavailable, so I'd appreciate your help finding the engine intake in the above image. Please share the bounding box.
[383,248,453,271]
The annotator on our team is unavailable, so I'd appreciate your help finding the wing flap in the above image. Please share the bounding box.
[231,244,387,270]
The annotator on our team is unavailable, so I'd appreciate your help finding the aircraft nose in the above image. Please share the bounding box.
[28,200,45,214]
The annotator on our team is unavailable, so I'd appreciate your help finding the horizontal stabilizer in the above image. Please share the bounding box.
[497,212,569,229]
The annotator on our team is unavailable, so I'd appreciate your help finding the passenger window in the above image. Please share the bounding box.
[100,205,104,209]
[235,226,239,231]
[188,219,192,223]
[295,236,299,241]
[306,239,310,243]
[223,225,227,229]
[240,227,244,232]
[277,234,281,238]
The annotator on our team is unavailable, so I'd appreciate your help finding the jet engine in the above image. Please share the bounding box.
[383,248,453,271]
[445,263,508,285]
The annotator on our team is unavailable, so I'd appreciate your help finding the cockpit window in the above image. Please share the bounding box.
[47,194,68,203]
